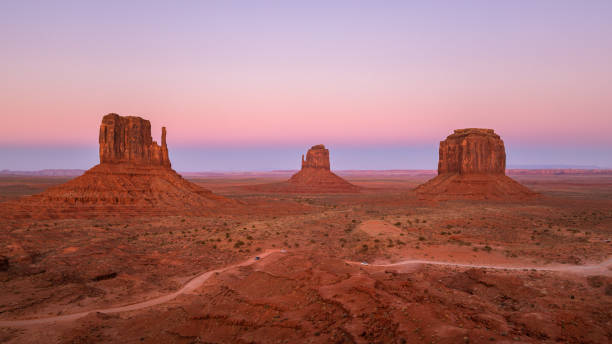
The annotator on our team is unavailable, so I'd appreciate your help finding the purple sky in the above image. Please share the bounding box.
[1,1,611,170]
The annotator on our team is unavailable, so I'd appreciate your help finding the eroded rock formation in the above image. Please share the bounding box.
[288,145,359,193]
[416,129,536,200]
[438,129,505,174]
[99,114,171,167]
[1,113,230,219]
[301,144,331,170]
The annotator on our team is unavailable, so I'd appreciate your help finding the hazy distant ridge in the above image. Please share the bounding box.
[0,169,86,177]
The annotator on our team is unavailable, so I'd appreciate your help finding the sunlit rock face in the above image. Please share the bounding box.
[99,113,170,167]
[300,144,331,170]
[437,129,506,175]
[416,129,536,201]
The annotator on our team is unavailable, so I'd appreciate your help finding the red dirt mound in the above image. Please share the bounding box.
[416,129,536,200]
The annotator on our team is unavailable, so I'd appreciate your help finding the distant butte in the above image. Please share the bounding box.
[1,113,230,219]
[416,128,537,200]
[248,145,359,193]
[287,145,359,193]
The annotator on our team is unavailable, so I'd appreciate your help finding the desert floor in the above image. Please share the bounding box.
[1,173,611,343]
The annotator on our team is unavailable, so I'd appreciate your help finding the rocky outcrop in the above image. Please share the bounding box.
[287,145,359,193]
[301,144,331,170]
[1,113,231,219]
[99,113,170,167]
[416,129,536,200]
[246,145,359,193]
[438,129,505,174]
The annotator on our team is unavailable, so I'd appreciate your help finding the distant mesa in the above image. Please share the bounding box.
[248,144,359,193]
[1,113,230,219]
[416,128,537,200]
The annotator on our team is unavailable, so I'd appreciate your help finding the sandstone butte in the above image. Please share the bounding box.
[1,113,229,219]
[287,145,359,193]
[415,128,537,200]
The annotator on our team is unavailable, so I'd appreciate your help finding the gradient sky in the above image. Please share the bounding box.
[1,1,611,170]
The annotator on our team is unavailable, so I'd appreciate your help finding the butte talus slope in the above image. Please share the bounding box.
[1,113,229,219]
[416,128,536,200]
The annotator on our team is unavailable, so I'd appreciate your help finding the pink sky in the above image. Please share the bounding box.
[1,1,611,169]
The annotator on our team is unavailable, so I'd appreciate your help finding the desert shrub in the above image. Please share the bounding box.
[234,240,245,248]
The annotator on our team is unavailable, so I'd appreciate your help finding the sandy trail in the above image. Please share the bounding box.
[0,249,279,328]
[362,257,612,275]
[1,251,609,328]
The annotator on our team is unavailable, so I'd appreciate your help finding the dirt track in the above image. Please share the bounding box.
[372,257,612,275]
[1,250,609,328]
[0,250,279,327]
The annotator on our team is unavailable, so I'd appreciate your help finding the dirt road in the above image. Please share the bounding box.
[1,251,609,328]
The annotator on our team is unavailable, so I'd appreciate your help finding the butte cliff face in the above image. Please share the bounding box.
[99,114,171,167]
[2,113,229,219]
[300,144,331,170]
[416,129,536,200]
[438,129,506,175]
[287,145,359,193]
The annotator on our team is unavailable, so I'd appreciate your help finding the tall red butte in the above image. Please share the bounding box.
[2,113,228,218]
[416,128,536,200]
[287,145,359,193]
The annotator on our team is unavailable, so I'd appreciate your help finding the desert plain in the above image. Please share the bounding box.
[0,169,611,343]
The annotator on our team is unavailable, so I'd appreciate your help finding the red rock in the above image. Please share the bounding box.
[416,129,536,200]
[437,129,505,174]
[300,144,330,170]
[288,145,359,193]
[99,114,171,167]
[1,113,231,219]
[248,145,359,193]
